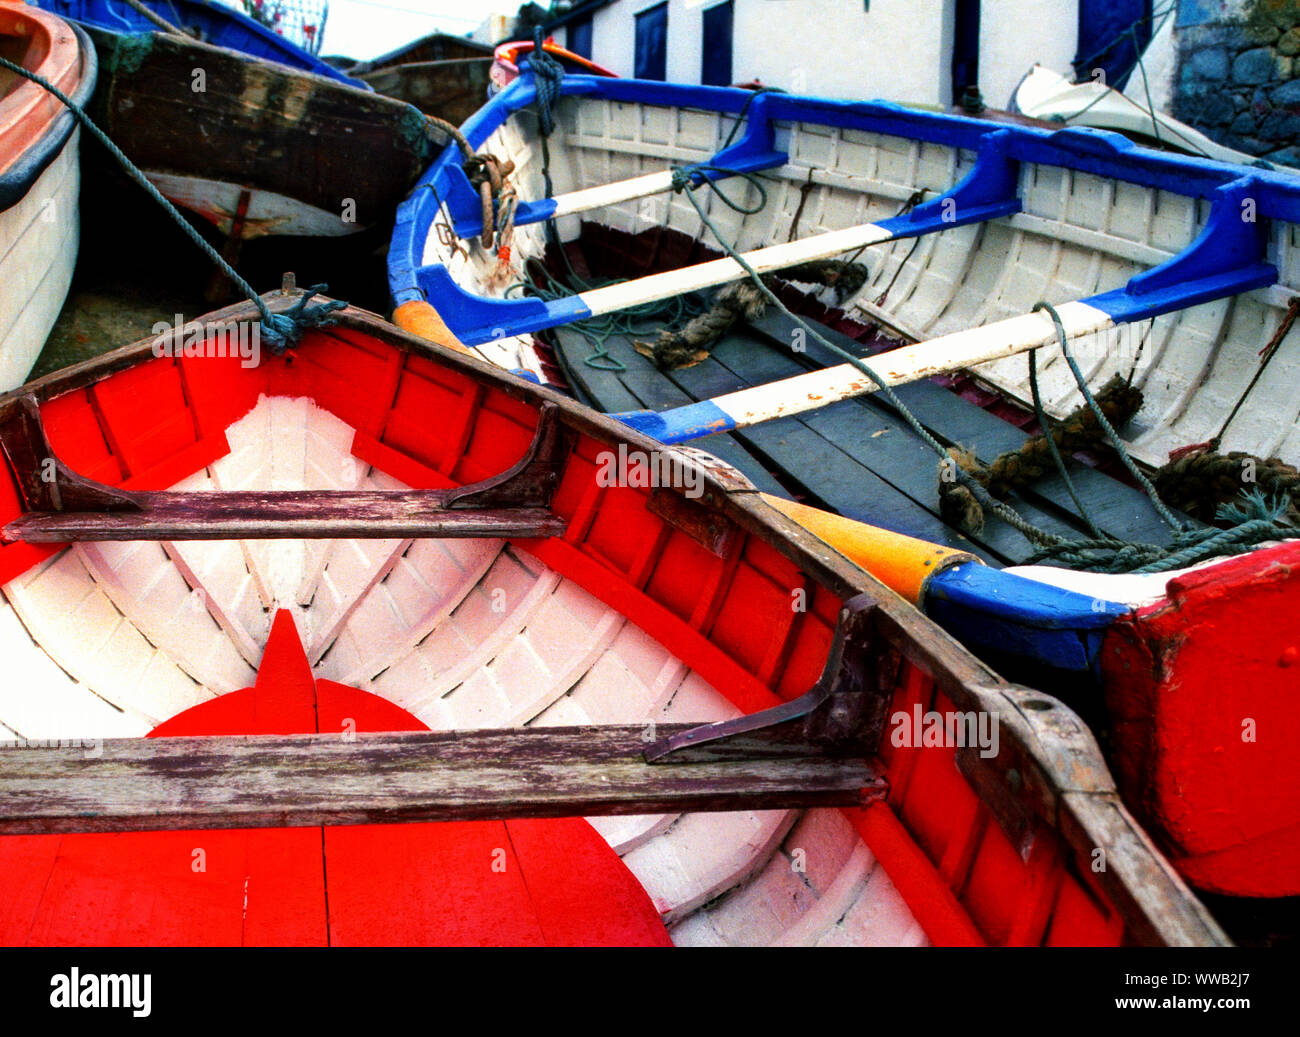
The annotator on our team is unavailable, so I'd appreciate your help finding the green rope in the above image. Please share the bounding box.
[508,265,705,372]
[666,166,1063,548]
[1032,302,1185,532]
[664,170,1297,573]
[672,163,768,216]
[1028,490,1295,573]
[1026,347,1106,540]
[0,54,345,354]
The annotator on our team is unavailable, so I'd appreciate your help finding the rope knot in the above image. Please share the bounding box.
[259,285,347,356]
[530,28,565,138]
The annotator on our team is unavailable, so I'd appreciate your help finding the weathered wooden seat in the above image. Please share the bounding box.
[0,396,572,543]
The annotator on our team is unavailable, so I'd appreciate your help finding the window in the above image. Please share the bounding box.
[567,15,593,60]
[700,1,733,87]
[634,3,668,81]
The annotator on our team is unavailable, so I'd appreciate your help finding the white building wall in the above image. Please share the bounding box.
[978,0,1077,109]
[560,0,1086,110]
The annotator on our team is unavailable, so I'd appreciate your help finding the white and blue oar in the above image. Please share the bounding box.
[614,177,1276,444]
[415,132,1024,344]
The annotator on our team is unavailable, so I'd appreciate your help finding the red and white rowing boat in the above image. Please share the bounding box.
[0,288,1224,946]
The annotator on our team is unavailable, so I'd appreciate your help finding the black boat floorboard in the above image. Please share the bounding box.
[553,299,1190,567]
[746,311,1191,548]
[554,328,790,497]
[555,325,1000,563]
[573,325,998,559]
[675,337,1059,564]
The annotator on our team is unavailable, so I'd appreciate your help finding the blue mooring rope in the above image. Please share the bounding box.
[529,27,565,137]
[0,53,346,354]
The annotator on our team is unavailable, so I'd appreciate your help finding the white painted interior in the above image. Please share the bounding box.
[0,393,927,947]
[415,89,1300,599]
[427,91,1300,472]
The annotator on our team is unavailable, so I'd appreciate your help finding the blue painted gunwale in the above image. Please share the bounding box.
[33,0,366,87]
[386,68,1300,679]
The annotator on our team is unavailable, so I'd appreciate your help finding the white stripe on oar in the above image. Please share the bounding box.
[578,222,897,316]
[549,169,679,218]
[715,302,1114,429]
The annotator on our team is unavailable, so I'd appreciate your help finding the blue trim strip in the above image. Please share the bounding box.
[388,70,1300,353]
[923,562,1129,673]
[411,265,593,345]
[1089,176,1277,323]
[874,128,1022,237]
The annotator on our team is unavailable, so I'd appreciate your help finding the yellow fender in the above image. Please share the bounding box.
[762,494,977,607]
[392,300,477,357]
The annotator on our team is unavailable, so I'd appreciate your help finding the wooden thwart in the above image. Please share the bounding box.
[0,396,572,543]
[4,497,567,542]
[0,725,885,835]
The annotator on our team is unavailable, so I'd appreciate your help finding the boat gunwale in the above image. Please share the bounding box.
[387,70,1300,368]
[391,69,1300,309]
[384,65,1300,649]
[0,5,94,208]
[36,0,368,88]
[0,289,1229,947]
[73,19,378,98]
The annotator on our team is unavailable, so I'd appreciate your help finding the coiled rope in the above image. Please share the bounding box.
[0,53,345,353]
[1020,304,1296,572]
[424,114,518,254]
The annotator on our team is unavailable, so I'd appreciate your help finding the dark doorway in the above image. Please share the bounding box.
[701,1,734,87]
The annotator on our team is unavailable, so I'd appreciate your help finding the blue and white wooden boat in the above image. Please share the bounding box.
[388,70,1300,900]
[33,0,362,86]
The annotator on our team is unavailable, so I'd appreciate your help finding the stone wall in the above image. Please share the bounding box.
[1174,0,1300,166]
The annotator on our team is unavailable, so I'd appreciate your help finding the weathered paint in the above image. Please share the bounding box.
[761,493,974,607]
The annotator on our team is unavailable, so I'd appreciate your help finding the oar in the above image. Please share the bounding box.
[614,301,1115,442]
[416,131,1022,342]
[428,187,1020,346]
[613,261,1275,444]
[511,164,785,230]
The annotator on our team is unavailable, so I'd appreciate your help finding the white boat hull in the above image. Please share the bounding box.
[0,125,80,391]
[146,170,366,239]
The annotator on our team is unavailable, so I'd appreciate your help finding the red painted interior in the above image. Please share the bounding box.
[0,330,1146,944]
[1102,543,1300,898]
[0,611,671,946]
